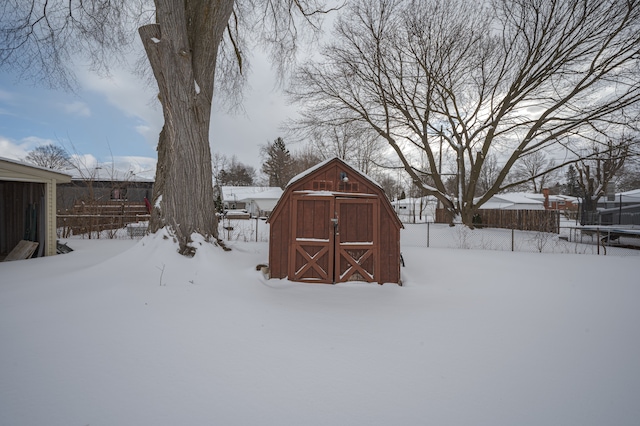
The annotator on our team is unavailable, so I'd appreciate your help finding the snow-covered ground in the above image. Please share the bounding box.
[1,224,639,425]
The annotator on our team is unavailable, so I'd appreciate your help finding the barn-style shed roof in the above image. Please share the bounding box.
[270,157,402,229]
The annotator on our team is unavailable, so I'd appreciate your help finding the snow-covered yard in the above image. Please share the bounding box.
[1,224,639,425]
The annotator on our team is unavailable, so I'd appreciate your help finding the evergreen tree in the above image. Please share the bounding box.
[261,137,295,189]
[564,165,581,197]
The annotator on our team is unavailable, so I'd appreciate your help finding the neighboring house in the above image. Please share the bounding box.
[0,157,71,258]
[219,186,283,218]
[57,167,154,211]
[596,189,640,226]
[525,189,579,213]
[479,193,545,211]
[598,189,640,209]
[391,196,435,223]
[546,194,579,211]
[482,191,579,213]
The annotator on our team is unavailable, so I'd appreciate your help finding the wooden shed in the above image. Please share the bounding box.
[1,157,71,259]
[268,157,403,284]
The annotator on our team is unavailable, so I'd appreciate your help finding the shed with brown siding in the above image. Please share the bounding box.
[267,157,403,285]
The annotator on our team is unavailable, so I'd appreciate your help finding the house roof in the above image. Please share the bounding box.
[220,186,284,203]
[252,198,280,212]
[479,192,544,210]
[616,189,640,203]
[69,166,154,183]
[390,196,437,205]
[0,156,72,183]
[523,193,578,203]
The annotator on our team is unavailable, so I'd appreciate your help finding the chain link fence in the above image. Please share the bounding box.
[218,216,270,242]
[216,217,640,257]
[407,222,640,257]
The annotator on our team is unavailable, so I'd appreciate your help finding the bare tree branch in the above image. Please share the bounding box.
[289,0,640,226]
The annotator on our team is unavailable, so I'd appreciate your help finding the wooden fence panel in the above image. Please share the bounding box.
[57,201,150,236]
[435,208,559,233]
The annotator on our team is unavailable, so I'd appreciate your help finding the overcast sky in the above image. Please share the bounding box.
[0,47,298,179]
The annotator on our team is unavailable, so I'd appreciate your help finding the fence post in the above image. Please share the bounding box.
[255,216,259,242]
[511,228,515,252]
[427,221,430,248]
[597,228,600,255]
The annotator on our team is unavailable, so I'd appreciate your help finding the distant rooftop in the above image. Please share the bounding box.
[220,186,283,202]
[69,167,154,182]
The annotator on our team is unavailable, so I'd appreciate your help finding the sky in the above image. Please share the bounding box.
[0,48,298,179]
[1,223,639,425]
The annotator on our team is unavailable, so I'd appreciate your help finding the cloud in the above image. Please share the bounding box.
[21,136,59,147]
[65,154,157,180]
[69,153,99,171]
[0,137,28,160]
[0,135,60,161]
[112,155,157,179]
[135,124,157,142]
[62,100,91,117]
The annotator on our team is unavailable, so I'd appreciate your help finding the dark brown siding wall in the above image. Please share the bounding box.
[269,201,290,279]
[378,212,401,283]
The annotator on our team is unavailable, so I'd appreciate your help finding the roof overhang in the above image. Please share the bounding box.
[0,157,72,183]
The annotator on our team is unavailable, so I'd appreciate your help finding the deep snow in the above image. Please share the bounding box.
[1,224,639,426]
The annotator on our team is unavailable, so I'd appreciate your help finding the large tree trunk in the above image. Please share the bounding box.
[138,0,235,254]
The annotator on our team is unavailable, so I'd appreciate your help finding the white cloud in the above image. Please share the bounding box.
[0,135,60,161]
[21,136,59,147]
[0,137,28,160]
[62,100,91,117]
[112,155,157,179]
[66,154,156,180]
[69,153,99,171]
[135,124,157,142]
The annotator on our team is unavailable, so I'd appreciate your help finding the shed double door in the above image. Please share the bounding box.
[289,194,379,283]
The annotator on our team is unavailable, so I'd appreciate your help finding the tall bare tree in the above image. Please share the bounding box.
[511,151,558,193]
[24,144,72,170]
[289,0,640,226]
[218,156,256,186]
[1,0,331,254]
[575,138,633,223]
[290,145,322,177]
[613,161,640,192]
[291,120,384,175]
